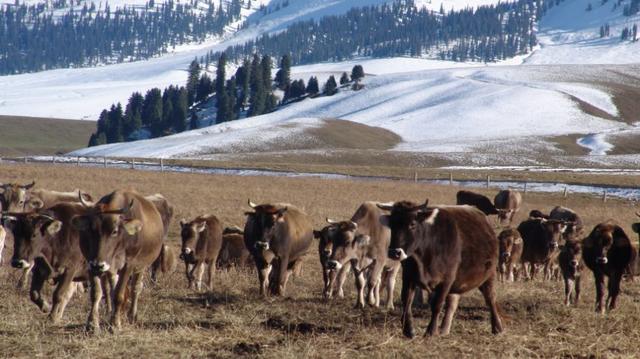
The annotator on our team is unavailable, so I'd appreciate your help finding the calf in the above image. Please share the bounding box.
[558,240,582,306]
[381,201,503,337]
[323,202,399,309]
[497,228,523,282]
[146,194,176,283]
[314,224,351,299]
[218,227,252,268]
[179,215,223,291]
[518,218,565,280]
[494,189,522,227]
[582,221,634,313]
[549,206,583,242]
[244,200,313,296]
[72,190,164,331]
[456,190,498,216]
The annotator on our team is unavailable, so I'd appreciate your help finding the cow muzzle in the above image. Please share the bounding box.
[89,260,110,274]
[501,252,511,260]
[322,249,332,257]
[326,260,342,271]
[570,260,579,268]
[255,241,270,251]
[180,248,194,261]
[596,256,608,265]
[388,248,408,261]
[11,259,30,269]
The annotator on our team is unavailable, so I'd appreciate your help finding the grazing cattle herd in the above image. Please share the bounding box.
[2,180,640,338]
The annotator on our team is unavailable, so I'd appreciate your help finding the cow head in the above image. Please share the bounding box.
[537,218,565,253]
[631,212,640,240]
[0,181,35,212]
[562,221,582,242]
[245,200,287,251]
[179,218,207,263]
[3,212,61,269]
[314,224,335,260]
[585,223,621,265]
[71,195,141,275]
[496,208,512,226]
[379,200,434,261]
[528,210,548,220]
[561,240,582,275]
[498,228,522,265]
[321,219,369,271]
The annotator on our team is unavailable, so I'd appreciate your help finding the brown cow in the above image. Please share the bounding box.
[528,210,549,220]
[559,240,583,306]
[0,225,5,266]
[72,189,164,331]
[146,194,176,283]
[218,227,252,268]
[456,190,498,216]
[380,201,503,337]
[549,206,583,242]
[244,200,313,296]
[314,224,351,299]
[5,204,118,323]
[25,189,94,211]
[179,215,223,291]
[494,189,522,227]
[498,228,523,282]
[324,202,400,309]
[517,218,565,280]
[582,221,634,313]
[0,181,35,212]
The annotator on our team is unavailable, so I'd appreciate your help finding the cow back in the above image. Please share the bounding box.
[351,201,391,261]
[275,204,313,262]
[494,190,522,210]
[456,191,498,215]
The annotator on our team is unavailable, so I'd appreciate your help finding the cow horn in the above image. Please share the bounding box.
[78,191,92,208]
[376,202,394,211]
[326,218,339,224]
[248,199,258,208]
[37,213,56,222]
[351,221,358,229]
[415,199,429,211]
[636,212,640,218]
[101,199,135,215]
[21,181,35,190]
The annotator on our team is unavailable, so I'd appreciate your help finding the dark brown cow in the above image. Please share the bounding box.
[549,206,583,242]
[456,190,498,216]
[4,204,117,323]
[559,240,582,306]
[72,190,164,331]
[582,221,634,313]
[323,202,399,309]
[528,210,549,220]
[146,194,176,283]
[314,224,351,299]
[494,189,522,227]
[179,215,223,291]
[218,227,252,268]
[517,218,565,280]
[380,201,503,337]
[244,200,313,296]
[498,228,523,282]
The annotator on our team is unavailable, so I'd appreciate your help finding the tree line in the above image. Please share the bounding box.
[88,54,366,146]
[0,0,244,75]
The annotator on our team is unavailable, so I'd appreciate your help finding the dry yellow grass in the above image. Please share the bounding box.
[2,162,640,358]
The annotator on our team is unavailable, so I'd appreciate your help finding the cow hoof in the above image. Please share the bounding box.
[41,303,51,313]
[403,329,415,339]
[85,323,100,334]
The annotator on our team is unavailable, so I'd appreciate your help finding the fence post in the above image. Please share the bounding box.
[24,157,28,164]
[76,156,80,166]
[523,181,528,194]
[160,158,164,172]
[486,175,491,188]
[131,159,135,169]
[52,157,55,164]
[563,186,568,198]
[414,171,418,183]
[603,190,608,202]
[449,172,453,186]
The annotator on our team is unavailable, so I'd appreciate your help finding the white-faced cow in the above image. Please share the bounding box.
[244,200,313,296]
[582,221,634,314]
[517,218,565,280]
[179,215,223,291]
[5,204,117,323]
[381,201,504,337]
[559,240,582,306]
[456,190,498,216]
[323,202,399,309]
[494,189,522,227]
[497,228,523,282]
[72,190,164,331]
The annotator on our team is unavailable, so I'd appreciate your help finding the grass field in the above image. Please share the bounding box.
[2,162,640,358]
[0,116,94,156]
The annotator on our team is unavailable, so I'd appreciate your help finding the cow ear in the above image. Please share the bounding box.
[46,220,63,236]
[356,235,370,247]
[276,207,287,222]
[29,198,44,209]
[632,223,640,234]
[196,222,207,233]
[514,237,523,245]
[313,230,322,239]
[122,219,143,235]
[71,216,90,231]
[179,219,187,227]
[418,208,439,225]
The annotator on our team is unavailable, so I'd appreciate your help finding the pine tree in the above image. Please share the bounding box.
[306,76,319,96]
[351,65,365,83]
[249,54,266,116]
[339,72,349,85]
[106,103,124,143]
[142,88,163,136]
[173,87,189,132]
[196,73,214,103]
[265,93,278,113]
[235,59,251,111]
[123,92,144,138]
[275,54,291,90]
[186,59,201,106]
[226,76,238,120]
[260,55,273,92]
[162,87,175,134]
[216,53,231,122]
[323,75,338,96]
[189,111,199,130]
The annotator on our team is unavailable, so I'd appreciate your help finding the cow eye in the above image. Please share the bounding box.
[111,229,118,237]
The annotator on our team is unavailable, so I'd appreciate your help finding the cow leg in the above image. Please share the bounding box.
[385,265,400,310]
[440,293,460,335]
[367,261,384,307]
[479,277,504,334]
[354,265,366,309]
[594,272,606,314]
[18,265,32,289]
[607,271,623,311]
[400,268,416,338]
[49,271,76,324]
[186,263,197,289]
[257,262,272,297]
[275,255,290,296]
[574,275,581,305]
[128,272,143,323]
[29,266,50,313]
[111,265,133,331]
[563,276,574,306]
[86,275,103,332]
[426,283,451,336]
[194,262,206,292]
[207,261,215,290]
[322,267,331,299]
[507,261,515,282]
[334,261,351,298]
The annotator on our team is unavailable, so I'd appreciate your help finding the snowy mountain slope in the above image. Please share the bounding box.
[526,0,640,64]
[70,63,628,158]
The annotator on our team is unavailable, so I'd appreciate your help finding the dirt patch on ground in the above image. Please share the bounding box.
[304,119,401,150]
[548,134,590,156]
